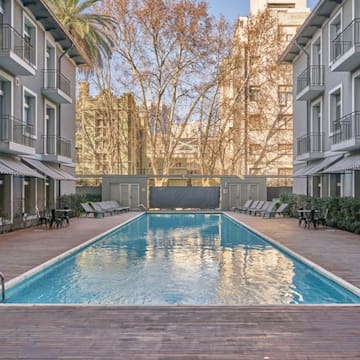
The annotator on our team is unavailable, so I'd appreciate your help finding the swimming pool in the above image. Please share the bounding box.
[6,213,360,304]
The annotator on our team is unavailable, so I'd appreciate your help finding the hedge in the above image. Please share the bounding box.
[279,193,360,234]
[58,193,101,217]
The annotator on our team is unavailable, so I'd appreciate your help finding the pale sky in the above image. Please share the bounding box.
[206,0,319,23]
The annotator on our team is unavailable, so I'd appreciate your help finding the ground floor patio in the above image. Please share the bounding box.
[1,212,360,359]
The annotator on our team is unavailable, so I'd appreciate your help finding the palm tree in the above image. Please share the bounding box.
[47,0,115,69]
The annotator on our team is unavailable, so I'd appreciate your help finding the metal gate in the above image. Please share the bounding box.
[229,183,259,209]
[109,183,139,209]
[150,186,220,209]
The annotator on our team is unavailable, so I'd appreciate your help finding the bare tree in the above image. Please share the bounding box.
[101,0,233,182]
[214,9,294,177]
[76,62,145,177]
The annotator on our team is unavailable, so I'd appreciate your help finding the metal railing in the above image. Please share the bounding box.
[296,65,324,95]
[43,69,71,97]
[331,111,360,144]
[0,115,35,147]
[0,24,35,65]
[42,135,71,158]
[296,132,324,156]
[332,19,360,62]
[0,272,5,302]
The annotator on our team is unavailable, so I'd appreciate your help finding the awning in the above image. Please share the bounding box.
[293,155,343,177]
[22,158,76,181]
[48,165,76,181]
[0,156,45,178]
[322,153,360,173]
[0,162,18,175]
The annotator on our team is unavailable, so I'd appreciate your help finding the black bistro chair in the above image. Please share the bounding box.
[49,209,64,228]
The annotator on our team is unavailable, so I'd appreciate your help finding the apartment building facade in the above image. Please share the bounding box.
[0,0,85,227]
[220,0,308,186]
[282,0,360,198]
[76,82,147,178]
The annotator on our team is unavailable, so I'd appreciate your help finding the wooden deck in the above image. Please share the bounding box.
[1,211,360,359]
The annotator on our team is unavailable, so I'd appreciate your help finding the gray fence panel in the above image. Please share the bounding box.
[150,187,220,209]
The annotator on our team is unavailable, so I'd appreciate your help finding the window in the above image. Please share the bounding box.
[312,37,321,66]
[277,114,292,130]
[250,56,260,69]
[23,89,36,136]
[268,3,295,9]
[249,86,260,102]
[329,173,341,197]
[249,168,261,175]
[249,114,262,130]
[278,85,292,107]
[311,100,322,136]
[249,144,261,155]
[329,11,342,61]
[312,176,321,198]
[278,143,292,153]
[329,87,342,133]
[45,42,56,87]
[23,15,36,65]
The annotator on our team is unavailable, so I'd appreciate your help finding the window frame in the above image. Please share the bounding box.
[328,8,343,65]
[278,84,292,108]
[249,113,262,131]
[310,97,322,134]
[328,84,342,136]
[277,114,292,130]
[23,12,37,67]
[311,34,322,66]
[22,86,37,138]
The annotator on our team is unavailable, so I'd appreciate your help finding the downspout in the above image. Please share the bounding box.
[56,42,74,205]
[294,39,311,196]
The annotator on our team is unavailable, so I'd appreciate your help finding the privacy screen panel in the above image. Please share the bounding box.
[150,187,220,209]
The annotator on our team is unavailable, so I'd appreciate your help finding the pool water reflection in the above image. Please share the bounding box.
[6,213,360,304]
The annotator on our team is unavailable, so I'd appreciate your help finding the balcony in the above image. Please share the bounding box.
[41,70,72,104]
[0,24,36,76]
[0,115,35,155]
[331,19,360,72]
[296,132,324,161]
[331,112,360,151]
[42,135,72,163]
[296,66,324,101]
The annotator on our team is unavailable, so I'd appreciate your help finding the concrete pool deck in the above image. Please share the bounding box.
[1,211,360,359]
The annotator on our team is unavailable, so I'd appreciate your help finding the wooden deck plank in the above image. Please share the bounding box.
[1,306,360,359]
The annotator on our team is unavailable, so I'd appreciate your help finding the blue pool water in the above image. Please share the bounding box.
[6,213,360,304]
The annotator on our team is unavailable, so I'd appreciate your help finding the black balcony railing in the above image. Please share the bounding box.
[43,69,71,97]
[332,19,360,62]
[0,24,35,65]
[0,115,35,147]
[296,132,324,156]
[331,111,360,145]
[42,135,71,158]
[296,66,324,95]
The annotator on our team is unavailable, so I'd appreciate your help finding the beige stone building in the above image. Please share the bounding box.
[220,0,309,186]
[76,82,146,177]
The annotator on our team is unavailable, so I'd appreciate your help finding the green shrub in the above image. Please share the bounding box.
[58,193,101,217]
[279,193,360,234]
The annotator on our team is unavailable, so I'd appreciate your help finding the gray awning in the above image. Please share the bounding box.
[0,162,18,175]
[0,156,45,178]
[293,155,343,177]
[22,158,67,180]
[48,165,76,181]
[322,153,360,173]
